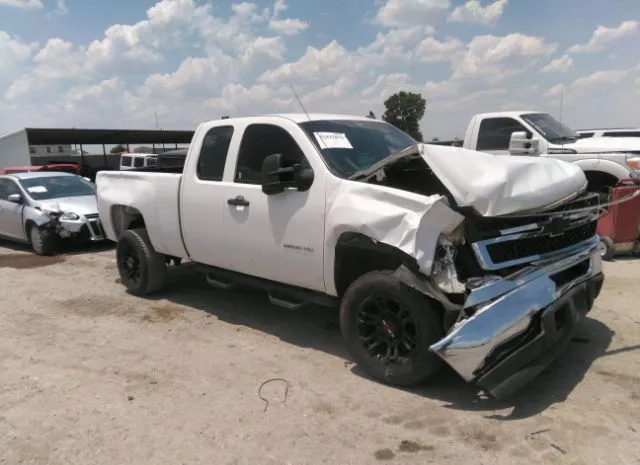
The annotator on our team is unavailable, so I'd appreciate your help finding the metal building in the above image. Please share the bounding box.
[0,127,195,170]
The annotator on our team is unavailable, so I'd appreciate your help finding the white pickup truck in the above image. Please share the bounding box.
[96,113,605,399]
[441,111,640,194]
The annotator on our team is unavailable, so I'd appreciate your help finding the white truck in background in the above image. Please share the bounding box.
[95,113,605,399]
[444,111,640,194]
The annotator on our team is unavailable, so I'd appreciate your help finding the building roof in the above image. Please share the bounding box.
[0,127,194,145]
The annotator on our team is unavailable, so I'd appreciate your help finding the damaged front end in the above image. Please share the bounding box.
[32,208,106,242]
[349,142,605,398]
[426,192,604,399]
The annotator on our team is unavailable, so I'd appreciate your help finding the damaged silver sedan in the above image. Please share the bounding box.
[0,171,106,255]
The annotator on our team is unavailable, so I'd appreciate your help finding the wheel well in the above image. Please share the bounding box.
[110,205,146,239]
[24,220,36,239]
[334,232,417,297]
[584,171,618,195]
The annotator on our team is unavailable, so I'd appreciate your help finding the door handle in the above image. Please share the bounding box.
[227,196,250,207]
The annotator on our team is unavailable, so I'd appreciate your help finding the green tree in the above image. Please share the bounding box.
[110,144,127,154]
[382,91,426,141]
[431,137,440,142]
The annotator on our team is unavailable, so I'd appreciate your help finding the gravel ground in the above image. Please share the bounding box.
[1,240,639,465]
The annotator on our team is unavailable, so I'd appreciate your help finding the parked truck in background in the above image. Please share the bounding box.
[443,111,640,195]
[96,113,605,399]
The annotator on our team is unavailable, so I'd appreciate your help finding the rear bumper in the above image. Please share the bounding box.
[429,235,603,398]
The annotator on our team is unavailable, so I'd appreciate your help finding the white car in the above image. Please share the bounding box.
[576,128,640,139]
[0,171,106,255]
[96,113,604,399]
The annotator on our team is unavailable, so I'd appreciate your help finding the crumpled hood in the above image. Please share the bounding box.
[34,195,98,216]
[415,144,587,217]
[569,136,640,152]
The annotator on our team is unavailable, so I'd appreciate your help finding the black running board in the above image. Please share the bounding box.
[199,264,338,310]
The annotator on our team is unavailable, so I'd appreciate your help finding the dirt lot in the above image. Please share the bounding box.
[1,241,639,465]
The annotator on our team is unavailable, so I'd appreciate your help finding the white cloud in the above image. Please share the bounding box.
[0,0,42,9]
[568,20,639,54]
[0,31,36,69]
[269,18,309,35]
[448,0,507,26]
[541,54,573,73]
[452,33,557,80]
[51,0,66,14]
[415,36,463,62]
[268,0,308,35]
[375,0,451,28]
[572,69,629,88]
[258,40,365,87]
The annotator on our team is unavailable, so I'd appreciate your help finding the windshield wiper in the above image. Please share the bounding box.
[551,136,577,143]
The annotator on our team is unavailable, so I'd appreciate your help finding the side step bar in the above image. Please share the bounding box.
[201,265,338,310]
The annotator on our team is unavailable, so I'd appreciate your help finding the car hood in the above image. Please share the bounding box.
[34,195,98,216]
[567,137,640,152]
[356,144,587,217]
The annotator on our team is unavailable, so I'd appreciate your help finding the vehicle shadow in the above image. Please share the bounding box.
[154,264,614,420]
[366,315,615,421]
[155,264,348,360]
[0,237,114,256]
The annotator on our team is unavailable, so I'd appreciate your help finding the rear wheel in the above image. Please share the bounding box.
[599,236,615,261]
[116,228,167,296]
[340,270,444,387]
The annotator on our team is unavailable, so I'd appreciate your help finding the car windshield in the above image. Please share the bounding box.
[20,175,95,200]
[298,119,418,178]
[521,113,578,143]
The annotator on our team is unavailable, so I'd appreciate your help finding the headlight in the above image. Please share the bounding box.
[60,212,80,221]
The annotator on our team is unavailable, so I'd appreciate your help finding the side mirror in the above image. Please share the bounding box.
[509,131,540,155]
[261,153,314,195]
[7,193,22,204]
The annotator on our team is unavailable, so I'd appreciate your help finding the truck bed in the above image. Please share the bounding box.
[95,170,188,258]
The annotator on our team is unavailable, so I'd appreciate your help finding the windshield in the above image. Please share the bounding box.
[20,175,95,200]
[521,113,578,143]
[298,119,417,178]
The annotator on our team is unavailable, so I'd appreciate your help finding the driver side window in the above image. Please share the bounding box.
[0,179,20,200]
[477,117,528,151]
[234,124,308,185]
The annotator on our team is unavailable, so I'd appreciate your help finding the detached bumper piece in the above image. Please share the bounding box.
[475,273,603,399]
[429,236,603,399]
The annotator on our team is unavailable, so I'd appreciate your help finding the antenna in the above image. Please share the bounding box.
[290,85,310,121]
[559,85,564,125]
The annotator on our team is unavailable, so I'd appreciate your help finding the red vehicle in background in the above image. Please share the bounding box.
[0,163,81,176]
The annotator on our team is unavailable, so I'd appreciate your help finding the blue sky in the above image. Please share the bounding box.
[0,0,639,140]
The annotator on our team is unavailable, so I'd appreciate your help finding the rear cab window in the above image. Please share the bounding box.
[196,125,234,181]
[121,156,132,167]
[133,157,144,168]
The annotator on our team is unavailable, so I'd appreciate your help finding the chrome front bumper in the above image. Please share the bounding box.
[429,235,603,397]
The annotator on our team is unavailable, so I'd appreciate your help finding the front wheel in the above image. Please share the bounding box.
[116,228,167,296]
[29,223,58,256]
[339,270,444,387]
[599,236,616,261]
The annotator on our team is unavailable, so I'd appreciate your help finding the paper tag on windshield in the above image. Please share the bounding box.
[314,132,353,149]
[27,186,47,193]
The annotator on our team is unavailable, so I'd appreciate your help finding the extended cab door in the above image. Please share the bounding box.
[179,124,236,269]
[222,118,326,292]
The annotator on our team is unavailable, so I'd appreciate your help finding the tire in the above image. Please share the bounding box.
[599,236,616,261]
[339,270,444,387]
[116,228,167,296]
[29,223,58,256]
